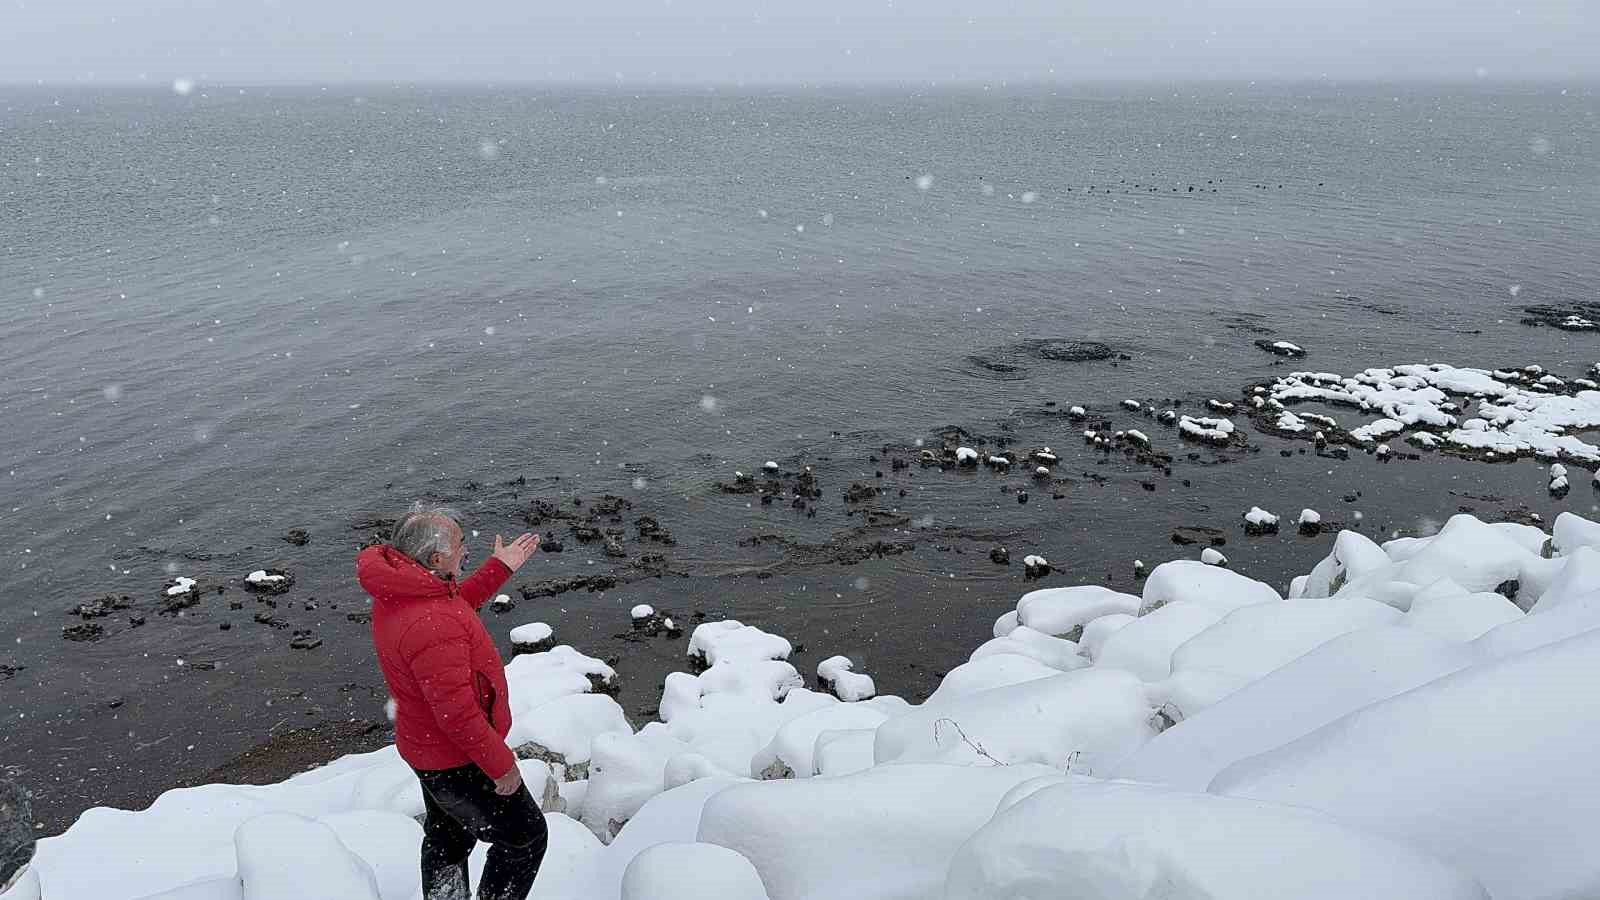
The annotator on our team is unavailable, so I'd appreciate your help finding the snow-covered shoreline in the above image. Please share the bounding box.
[12,507,1600,899]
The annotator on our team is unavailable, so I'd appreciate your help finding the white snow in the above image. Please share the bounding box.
[33,510,1600,900]
[1215,628,1600,900]
[1201,546,1227,566]
[697,764,1059,900]
[1177,415,1234,442]
[243,570,284,585]
[629,604,654,620]
[686,620,792,666]
[954,446,978,464]
[1299,508,1322,526]
[1244,506,1279,528]
[1015,585,1141,639]
[510,621,554,644]
[1021,554,1048,569]
[1270,364,1600,463]
[165,576,196,596]
[816,655,876,701]
[1140,560,1281,615]
[947,781,1487,900]
[621,843,769,900]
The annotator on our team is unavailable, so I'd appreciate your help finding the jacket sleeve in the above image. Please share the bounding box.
[457,557,513,611]
[402,616,518,780]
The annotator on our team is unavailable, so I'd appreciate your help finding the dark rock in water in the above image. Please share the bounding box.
[541,532,565,553]
[635,516,676,545]
[243,568,295,595]
[1299,519,1324,536]
[0,665,22,683]
[253,611,289,629]
[289,630,322,651]
[603,538,627,558]
[965,340,1125,380]
[62,622,105,642]
[283,528,311,546]
[1171,526,1227,547]
[0,777,34,887]
[1254,339,1307,358]
[1023,557,1053,579]
[990,547,1011,565]
[1020,339,1120,362]
[843,482,879,503]
[73,594,131,619]
[1519,303,1600,332]
[1017,491,1029,504]
[519,574,620,600]
[346,611,372,624]
[350,516,397,542]
[593,494,632,518]
[571,524,603,543]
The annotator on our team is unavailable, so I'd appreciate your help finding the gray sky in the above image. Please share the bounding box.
[2,0,1597,85]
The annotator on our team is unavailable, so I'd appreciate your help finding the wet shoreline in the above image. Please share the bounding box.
[7,362,1588,834]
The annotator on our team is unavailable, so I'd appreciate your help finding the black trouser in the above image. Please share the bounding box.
[414,764,548,900]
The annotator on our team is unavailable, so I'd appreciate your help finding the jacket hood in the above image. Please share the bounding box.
[357,544,454,605]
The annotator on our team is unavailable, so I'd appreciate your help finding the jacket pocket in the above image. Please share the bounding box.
[473,671,497,726]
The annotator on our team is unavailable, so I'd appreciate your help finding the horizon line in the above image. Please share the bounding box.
[3,73,1597,92]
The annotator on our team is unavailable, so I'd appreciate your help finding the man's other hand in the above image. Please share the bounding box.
[491,533,540,571]
[492,766,523,796]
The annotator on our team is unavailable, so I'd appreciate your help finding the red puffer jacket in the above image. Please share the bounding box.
[356,545,517,779]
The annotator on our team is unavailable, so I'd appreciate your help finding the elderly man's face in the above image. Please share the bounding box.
[430,519,467,579]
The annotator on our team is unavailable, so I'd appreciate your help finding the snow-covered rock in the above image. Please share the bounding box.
[1140,560,1280,616]
[234,813,380,900]
[816,656,875,701]
[688,621,792,668]
[1014,586,1141,640]
[621,843,769,900]
[946,781,1487,900]
[697,764,1058,900]
[1215,628,1600,900]
[1244,506,1279,534]
[874,669,1156,770]
[1114,626,1476,791]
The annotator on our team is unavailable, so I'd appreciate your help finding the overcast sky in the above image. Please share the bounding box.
[2,0,1596,86]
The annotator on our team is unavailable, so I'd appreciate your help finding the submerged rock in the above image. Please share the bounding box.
[1254,338,1308,358]
[1171,526,1227,547]
[243,568,294,595]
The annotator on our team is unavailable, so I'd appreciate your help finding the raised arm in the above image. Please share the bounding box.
[457,532,540,610]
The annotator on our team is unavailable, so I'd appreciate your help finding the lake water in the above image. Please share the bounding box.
[3,82,1598,827]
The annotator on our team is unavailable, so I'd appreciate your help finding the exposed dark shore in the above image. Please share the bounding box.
[5,369,1585,834]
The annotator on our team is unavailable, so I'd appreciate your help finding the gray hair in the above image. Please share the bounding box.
[390,501,464,564]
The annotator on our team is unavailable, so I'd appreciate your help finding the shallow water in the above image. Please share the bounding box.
[2,82,1599,828]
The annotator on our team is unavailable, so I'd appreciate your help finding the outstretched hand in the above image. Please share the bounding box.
[491,533,540,571]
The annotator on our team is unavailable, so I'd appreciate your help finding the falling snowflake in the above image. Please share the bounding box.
[915,174,934,191]
[478,139,500,160]
[172,78,195,96]
[632,476,648,491]
[700,395,718,413]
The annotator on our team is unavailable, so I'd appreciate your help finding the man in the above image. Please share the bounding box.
[357,502,544,900]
